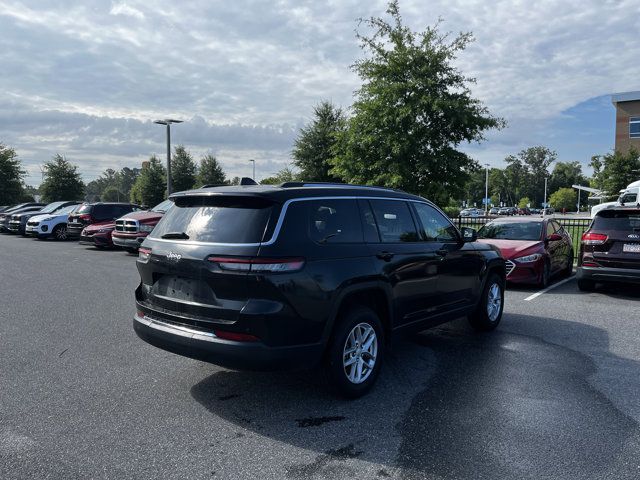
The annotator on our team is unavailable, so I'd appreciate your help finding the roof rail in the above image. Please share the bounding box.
[279,181,404,193]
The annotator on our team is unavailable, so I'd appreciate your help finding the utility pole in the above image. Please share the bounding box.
[154,119,183,195]
[543,177,548,215]
[484,163,490,216]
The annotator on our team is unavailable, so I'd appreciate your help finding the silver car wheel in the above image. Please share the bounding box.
[343,322,378,384]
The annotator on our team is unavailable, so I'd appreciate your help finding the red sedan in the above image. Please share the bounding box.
[477,218,574,287]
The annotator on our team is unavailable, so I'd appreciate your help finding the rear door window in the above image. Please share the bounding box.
[369,200,420,243]
[302,199,362,244]
[152,196,274,244]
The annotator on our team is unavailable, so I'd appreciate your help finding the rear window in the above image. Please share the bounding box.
[77,204,92,214]
[152,196,274,243]
[593,210,640,231]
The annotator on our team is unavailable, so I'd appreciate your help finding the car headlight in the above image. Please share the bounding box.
[139,224,154,233]
[514,253,543,263]
[98,228,113,233]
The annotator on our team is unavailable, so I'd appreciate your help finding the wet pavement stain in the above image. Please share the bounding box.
[295,416,346,428]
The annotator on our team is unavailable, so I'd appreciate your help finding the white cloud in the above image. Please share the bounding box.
[109,2,145,20]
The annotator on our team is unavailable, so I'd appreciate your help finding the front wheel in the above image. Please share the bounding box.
[324,306,384,398]
[562,251,574,277]
[468,273,504,331]
[52,224,68,241]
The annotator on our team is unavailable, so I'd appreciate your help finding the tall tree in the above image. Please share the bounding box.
[549,187,577,211]
[197,154,227,186]
[548,161,588,193]
[260,166,299,185]
[130,156,166,207]
[40,154,84,202]
[0,144,26,205]
[590,149,640,199]
[330,1,503,204]
[171,145,197,192]
[293,101,344,182]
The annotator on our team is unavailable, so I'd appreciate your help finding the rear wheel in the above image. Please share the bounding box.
[577,279,596,292]
[324,306,384,398]
[52,224,68,241]
[468,273,504,331]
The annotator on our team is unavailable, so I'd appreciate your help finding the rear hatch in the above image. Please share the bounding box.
[136,194,279,330]
[587,209,640,269]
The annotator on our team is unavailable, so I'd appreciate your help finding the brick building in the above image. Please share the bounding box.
[612,91,640,153]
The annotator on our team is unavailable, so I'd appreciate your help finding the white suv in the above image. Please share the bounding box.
[26,204,81,240]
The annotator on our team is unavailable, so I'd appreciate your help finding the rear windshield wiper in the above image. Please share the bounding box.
[161,231,189,240]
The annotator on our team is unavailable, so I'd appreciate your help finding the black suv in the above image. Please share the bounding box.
[577,207,640,291]
[133,183,506,397]
[67,202,140,240]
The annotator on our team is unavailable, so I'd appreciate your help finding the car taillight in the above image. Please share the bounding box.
[207,256,305,273]
[78,214,93,223]
[214,330,259,342]
[581,232,608,245]
[139,247,152,261]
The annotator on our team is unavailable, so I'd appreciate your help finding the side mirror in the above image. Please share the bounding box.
[461,227,477,242]
[547,233,562,242]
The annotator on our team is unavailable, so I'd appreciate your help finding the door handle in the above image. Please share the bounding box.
[376,251,395,262]
[436,249,449,256]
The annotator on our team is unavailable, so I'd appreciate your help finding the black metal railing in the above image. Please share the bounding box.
[451,215,592,262]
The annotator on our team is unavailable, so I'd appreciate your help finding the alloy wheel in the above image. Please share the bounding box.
[486,283,502,322]
[343,322,378,384]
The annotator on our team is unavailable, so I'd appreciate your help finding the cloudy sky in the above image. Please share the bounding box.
[0,0,637,186]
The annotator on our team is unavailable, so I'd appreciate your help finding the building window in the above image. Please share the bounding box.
[630,117,640,138]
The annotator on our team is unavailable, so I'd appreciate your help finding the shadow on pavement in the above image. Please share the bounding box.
[190,315,640,479]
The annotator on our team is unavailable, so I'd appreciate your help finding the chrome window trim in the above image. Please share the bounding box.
[147,195,434,247]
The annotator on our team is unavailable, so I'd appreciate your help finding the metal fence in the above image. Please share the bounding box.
[451,216,592,262]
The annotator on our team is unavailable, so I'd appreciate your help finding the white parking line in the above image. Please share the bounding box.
[524,275,576,302]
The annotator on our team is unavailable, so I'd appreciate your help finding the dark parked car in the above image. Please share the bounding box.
[8,201,78,235]
[477,217,573,287]
[577,207,640,291]
[0,204,45,232]
[133,183,506,397]
[67,202,140,244]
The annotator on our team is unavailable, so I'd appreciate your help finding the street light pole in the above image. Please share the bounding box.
[154,119,183,196]
[249,159,255,180]
[543,177,548,215]
[484,163,490,216]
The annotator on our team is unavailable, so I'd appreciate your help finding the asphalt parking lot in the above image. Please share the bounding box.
[1,234,640,480]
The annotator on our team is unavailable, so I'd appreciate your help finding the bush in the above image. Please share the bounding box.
[442,206,461,218]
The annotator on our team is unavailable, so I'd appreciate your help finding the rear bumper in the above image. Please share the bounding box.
[577,266,640,284]
[67,224,84,239]
[133,311,324,371]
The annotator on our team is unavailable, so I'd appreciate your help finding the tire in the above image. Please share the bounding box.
[52,224,68,241]
[125,247,138,254]
[538,260,550,288]
[324,306,384,399]
[577,279,596,292]
[468,273,504,331]
[562,251,574,278]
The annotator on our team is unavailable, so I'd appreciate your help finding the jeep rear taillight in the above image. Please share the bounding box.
[139,247,152,262]
[581,232,608,245]
[207,256,305,273]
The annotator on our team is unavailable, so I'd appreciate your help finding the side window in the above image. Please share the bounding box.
[369,200,419,243]
[546,222,555,237]
[93,205,107,220]
[413,203,459,242]
[305,199,363,244]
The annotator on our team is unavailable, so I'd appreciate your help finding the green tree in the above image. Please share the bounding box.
[21,185,38,202]
[518,197,531,209]
[101,186,123,202]
[171,145,197,192]
[330,1,503,204]
[590,149,640,199]
[548,161,588,194]
[40,154,84,202]
[293,101,345,182]
[0,144,26,205]
[130,156,166,206]
[549,187,577,211]
[504,146,556,206]
[197,154,227,186]
[260,166,299,185]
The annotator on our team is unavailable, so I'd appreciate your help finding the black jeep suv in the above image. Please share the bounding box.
[133,183,506,397]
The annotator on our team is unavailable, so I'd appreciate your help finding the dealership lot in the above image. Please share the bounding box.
[1,235,640,480]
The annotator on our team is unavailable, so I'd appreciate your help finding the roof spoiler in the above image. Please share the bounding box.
[240,177,259,186]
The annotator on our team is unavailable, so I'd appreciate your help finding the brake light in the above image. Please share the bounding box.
[214,330,259,342]
[139,247,152,261]
[207,256,305,273]
[78,214,93,223]
[581,232,608,245]
[582,262,600,267]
